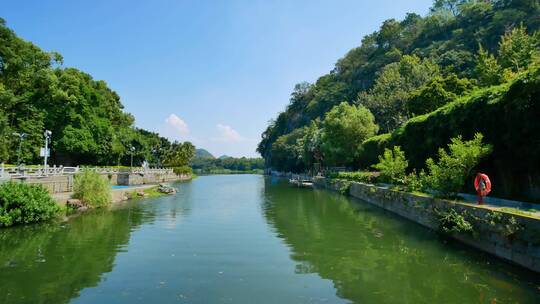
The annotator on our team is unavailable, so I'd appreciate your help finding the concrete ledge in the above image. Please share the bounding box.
[314,177,540,273]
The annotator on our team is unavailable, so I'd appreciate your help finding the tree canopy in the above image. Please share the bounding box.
[0,18,194,167]
[321,103,378,166]
[258,0,540,172]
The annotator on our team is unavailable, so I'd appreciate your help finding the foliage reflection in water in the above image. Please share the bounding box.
[0,175,538,304]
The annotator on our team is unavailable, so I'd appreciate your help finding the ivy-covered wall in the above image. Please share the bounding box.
[358,68,540,202]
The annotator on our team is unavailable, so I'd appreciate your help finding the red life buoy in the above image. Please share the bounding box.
[474,173,491,196]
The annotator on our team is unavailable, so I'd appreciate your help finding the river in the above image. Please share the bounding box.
[0,175,539,303]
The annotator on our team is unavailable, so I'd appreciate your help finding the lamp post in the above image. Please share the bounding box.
[43,130,52,175]
[12,132,26,166]
[130,146,135,169]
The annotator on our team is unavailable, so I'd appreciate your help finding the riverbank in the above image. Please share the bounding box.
[310,176,540,273]
[52,175,192,206]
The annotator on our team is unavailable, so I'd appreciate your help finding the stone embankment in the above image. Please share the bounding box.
[312,177,540,273]
[13,170,188,194]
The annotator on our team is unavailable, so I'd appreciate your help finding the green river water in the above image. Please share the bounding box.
[1,175,539,303]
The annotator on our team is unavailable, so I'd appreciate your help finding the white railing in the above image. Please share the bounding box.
[0,163,174,178]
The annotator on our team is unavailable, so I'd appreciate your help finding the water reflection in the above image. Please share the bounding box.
[262,179,540,303]
[0,187,190,304]
[0,176,538,304]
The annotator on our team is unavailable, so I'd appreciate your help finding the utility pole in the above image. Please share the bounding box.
[43,130,52,175]
[12,132,26,166]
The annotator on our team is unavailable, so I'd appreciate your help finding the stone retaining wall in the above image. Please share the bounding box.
[13,175,74,193]
[314,177,540,273]
[18,172,187,194]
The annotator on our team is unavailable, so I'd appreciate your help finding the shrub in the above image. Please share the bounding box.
[173,166,193,175]
[327,171,379,184]
[435,208,473,234]
[372,146,408,184]
[404,169,427,192]
[424,133,492,196]
[73,171,111,208]
[0,182,60,227]
[329,179,352,195]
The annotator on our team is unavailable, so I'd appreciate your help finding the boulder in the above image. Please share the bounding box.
[157,184,177,194]
[67,199,84,209]
[77,206,89,212]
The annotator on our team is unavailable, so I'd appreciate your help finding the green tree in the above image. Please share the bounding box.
[430,0,466,16]
[358,55,440,132]
[475,46,504,86]
[408,74,475,116]
[270,128,306,172]
[163,142,196,167]
[0,19,176,166]
[498,24,540,72]
[302,120,324,171]
[321,102,378,167]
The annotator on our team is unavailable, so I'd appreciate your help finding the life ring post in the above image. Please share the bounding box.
[474,173,491,205]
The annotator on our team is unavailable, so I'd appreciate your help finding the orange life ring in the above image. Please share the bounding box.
[474,173,491,196]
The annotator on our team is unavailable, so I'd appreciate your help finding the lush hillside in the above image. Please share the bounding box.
[0,18,194,167]
[195,148,215,159]
[257,0,540,200]
[258,0,539,163]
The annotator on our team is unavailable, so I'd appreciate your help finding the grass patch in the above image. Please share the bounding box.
[142,187,167,198]
[499,207,537,217]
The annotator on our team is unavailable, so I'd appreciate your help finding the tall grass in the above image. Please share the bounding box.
[73,171,111,208]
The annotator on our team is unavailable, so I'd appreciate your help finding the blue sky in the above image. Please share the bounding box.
[3,0,432,157]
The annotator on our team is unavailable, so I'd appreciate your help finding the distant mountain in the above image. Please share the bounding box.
[218,155,232,160]
[195,149,215,159]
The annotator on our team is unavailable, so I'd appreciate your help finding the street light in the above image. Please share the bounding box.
[130,146,135,169]
[43,130,52,175]
[12,132,26,166]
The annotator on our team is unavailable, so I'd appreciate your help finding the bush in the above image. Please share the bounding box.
[327,171,379,184]
[404,169,427,192]
[0,182,60,227]
[73,171,111,208]
[425,133,492,196]
[173,166,193,175]
[372,146,408,185]
[435,208,473,234]
[357,133,392,168]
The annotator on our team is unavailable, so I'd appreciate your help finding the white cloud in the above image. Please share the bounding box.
[212,124,244,143]
[161,113,190,141]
